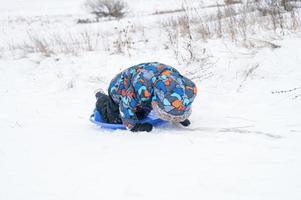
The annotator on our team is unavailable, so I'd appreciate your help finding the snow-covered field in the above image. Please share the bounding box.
[1,1,301,200]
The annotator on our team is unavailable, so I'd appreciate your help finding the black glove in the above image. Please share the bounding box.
[131,123,153,132]
[180,119,191,127]
[135,109,148,120]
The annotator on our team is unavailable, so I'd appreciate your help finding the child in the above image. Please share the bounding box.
[95,62,197,132]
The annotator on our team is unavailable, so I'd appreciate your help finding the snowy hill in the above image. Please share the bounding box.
[1,0,301,200]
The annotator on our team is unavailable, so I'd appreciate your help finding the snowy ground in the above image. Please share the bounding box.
[1,1,301,200]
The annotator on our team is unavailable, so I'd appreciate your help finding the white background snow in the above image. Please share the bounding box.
[0,0,301,200]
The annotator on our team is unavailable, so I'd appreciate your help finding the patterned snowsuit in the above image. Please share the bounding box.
[108,62,197,129]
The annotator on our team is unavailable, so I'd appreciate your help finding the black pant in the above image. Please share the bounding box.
[96,93,150,124]
[96,93,122,124]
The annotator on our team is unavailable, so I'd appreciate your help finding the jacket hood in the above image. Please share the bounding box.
[152,69,197,122]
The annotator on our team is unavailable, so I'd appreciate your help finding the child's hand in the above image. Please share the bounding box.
[180,119,191,127]
[131,123,153,132]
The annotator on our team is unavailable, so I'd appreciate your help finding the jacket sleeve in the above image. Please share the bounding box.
[119,86,139,129]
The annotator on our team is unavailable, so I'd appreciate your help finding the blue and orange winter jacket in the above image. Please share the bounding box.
[108,62,197,129]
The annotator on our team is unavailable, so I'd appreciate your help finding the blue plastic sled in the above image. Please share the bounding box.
[90,109,167,130]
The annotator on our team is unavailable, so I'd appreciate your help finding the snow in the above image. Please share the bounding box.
[1,0,301,200]
[0,0,210,16]
[0,0,85,16]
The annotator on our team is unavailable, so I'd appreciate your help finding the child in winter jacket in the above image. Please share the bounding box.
[95,62,197,132]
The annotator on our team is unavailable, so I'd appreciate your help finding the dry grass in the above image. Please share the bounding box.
[3,0,301,60]
[7,30,103,57]
[159,0,301,66]
[152,8,185,15]
[162,0,301,43]
[112,23,136,55]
